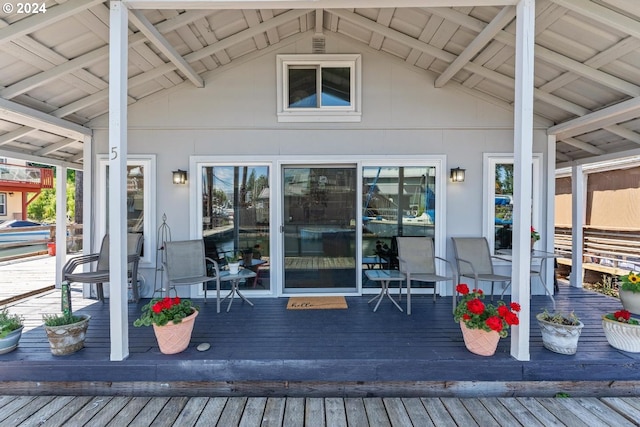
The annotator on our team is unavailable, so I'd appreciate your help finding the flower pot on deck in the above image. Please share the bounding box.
[459,321,500,356]
[536,313,583,355]
[44,315,90,356]
[602,316,640,353]
[152,310,198,354]
[619,289,640,316]
[0,326,24,355]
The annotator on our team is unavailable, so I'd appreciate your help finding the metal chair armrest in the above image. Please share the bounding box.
[491,255,512,264]
[63,253,100,275]
[455,257,478,277]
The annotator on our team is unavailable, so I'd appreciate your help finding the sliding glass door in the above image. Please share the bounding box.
[282,165,357,292]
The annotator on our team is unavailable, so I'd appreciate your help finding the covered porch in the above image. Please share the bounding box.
[2,282,639,397]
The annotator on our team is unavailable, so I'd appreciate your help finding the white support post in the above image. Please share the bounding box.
[82,134,93,298]
[571,164,585,288]
[510,0,535,362]
[109,1,129,361]
[55,165,67,287]
[545,135,557,293]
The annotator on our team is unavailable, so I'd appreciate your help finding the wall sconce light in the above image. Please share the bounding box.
[172,169,187,185]
[8,192,14,197]
[450,167,466,183]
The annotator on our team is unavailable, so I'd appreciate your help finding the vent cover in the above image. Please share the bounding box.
[312,35,325,54]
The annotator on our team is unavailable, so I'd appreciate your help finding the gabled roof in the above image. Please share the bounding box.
[1,0,640,167]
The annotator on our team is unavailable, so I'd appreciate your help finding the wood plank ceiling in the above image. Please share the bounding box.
[1,0,640,167]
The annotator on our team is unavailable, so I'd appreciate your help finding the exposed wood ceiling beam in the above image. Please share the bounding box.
[550,0,640,40]
[548,96,640,140]
[50,9,311,119]
[435,6,515,88]
[0,98,91,141]
[128,9,204,88]
[0,0,104,47]
[561,137,606,155]
[124,1,518,10]
[368,8,394,50]
[0,126,37,146]
[0,148,81,168]
[33,138,77,156]
[604,125,640,145]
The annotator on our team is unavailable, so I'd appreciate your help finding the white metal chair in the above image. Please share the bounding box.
[63,233,144,302]
[396,236,456,314]
[163,239,220,310]
[451,237,511,302]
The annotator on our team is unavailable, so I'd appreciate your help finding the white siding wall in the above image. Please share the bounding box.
[91,34,549,294]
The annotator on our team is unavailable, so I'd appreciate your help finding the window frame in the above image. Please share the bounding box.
[0,192,6,216]
[276,54,362,123]
[483,153,542,254]
[97,154,156,267]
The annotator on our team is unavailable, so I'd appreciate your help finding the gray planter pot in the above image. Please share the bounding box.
[0,326,24,355]
[536,313,584,355]
[619,289,640,316]
[44,315,90,356]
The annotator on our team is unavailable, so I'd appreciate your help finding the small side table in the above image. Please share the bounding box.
[219,269,257,312]
[365,270,406,312]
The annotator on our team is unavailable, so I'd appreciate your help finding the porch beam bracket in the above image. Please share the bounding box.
[435,6,516,88]
[128,9,204,88]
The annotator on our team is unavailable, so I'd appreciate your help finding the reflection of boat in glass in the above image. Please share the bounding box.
[0,222,51,243]
[364,212,434,236]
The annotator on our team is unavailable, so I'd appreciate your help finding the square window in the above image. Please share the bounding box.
[277,54,361,122]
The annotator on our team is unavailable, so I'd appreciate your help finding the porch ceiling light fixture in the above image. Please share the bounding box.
[450,167,465,183]
[172,169,187,185]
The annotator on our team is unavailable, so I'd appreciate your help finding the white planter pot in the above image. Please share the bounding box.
[228,262,240,275]
[602,316,640,353]
[619,289,640,316]
[536,313,584,355]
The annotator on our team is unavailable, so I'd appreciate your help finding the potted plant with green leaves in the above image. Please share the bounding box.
[453,284,521,356]
[43,282,90,356]
[0,307,24,355]
[618,271,640,315]
[602,309,640,353]
[134,296,198,354]
[536,309,583,355]
[225,252,241,275]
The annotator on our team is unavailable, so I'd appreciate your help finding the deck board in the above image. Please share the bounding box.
[0,396,638,426]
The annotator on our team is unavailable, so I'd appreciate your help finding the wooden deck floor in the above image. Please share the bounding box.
[2,257,640,397]
[1,395,640,427]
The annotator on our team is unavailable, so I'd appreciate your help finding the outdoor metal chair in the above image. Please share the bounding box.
[396,236,456,314]
[451,237,511,302]
[163,239,220,310]
[63,233,144,302]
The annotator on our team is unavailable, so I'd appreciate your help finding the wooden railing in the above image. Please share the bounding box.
[0,163,54,189]
[555,226,640,276]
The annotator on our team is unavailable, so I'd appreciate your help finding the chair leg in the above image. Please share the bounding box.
[97,283,105,303]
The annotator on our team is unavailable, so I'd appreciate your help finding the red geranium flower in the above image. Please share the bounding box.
[462,314,471,321]
[510,302,521,312]
[614,310,631,322]
[467,298,485,315]
[456,284,469,295]
[486,316,503,332]
[497,305,509,317]
[504,311,519,326]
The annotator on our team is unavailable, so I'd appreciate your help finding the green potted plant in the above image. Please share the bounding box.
[531,226,540,250]
[225,252,241,274]
[134,296,198,354]
[43,282,90,356]
[536,309,583,355]
[0,307,24,355]
[618,271,640,315]
[453,284,520,356]
[602,309,640,353]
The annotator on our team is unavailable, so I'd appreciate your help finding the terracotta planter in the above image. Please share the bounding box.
[602,316,640,353]
[0,326,24,355]
[44,315,91,356]
[459,321,500,356]
[536,313,583,355]
[152,310,198,354]
[619,289,640,316]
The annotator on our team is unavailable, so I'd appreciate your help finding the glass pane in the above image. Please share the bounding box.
[362,166,436,288]
[106,165,145,235]
[201,166,270,290]
[283,166,357,291]
[321,67,351,106]
[494,163,514,250]
[288,68,317,108]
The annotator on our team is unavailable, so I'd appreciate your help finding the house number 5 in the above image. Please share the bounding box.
[111,147,118,160]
